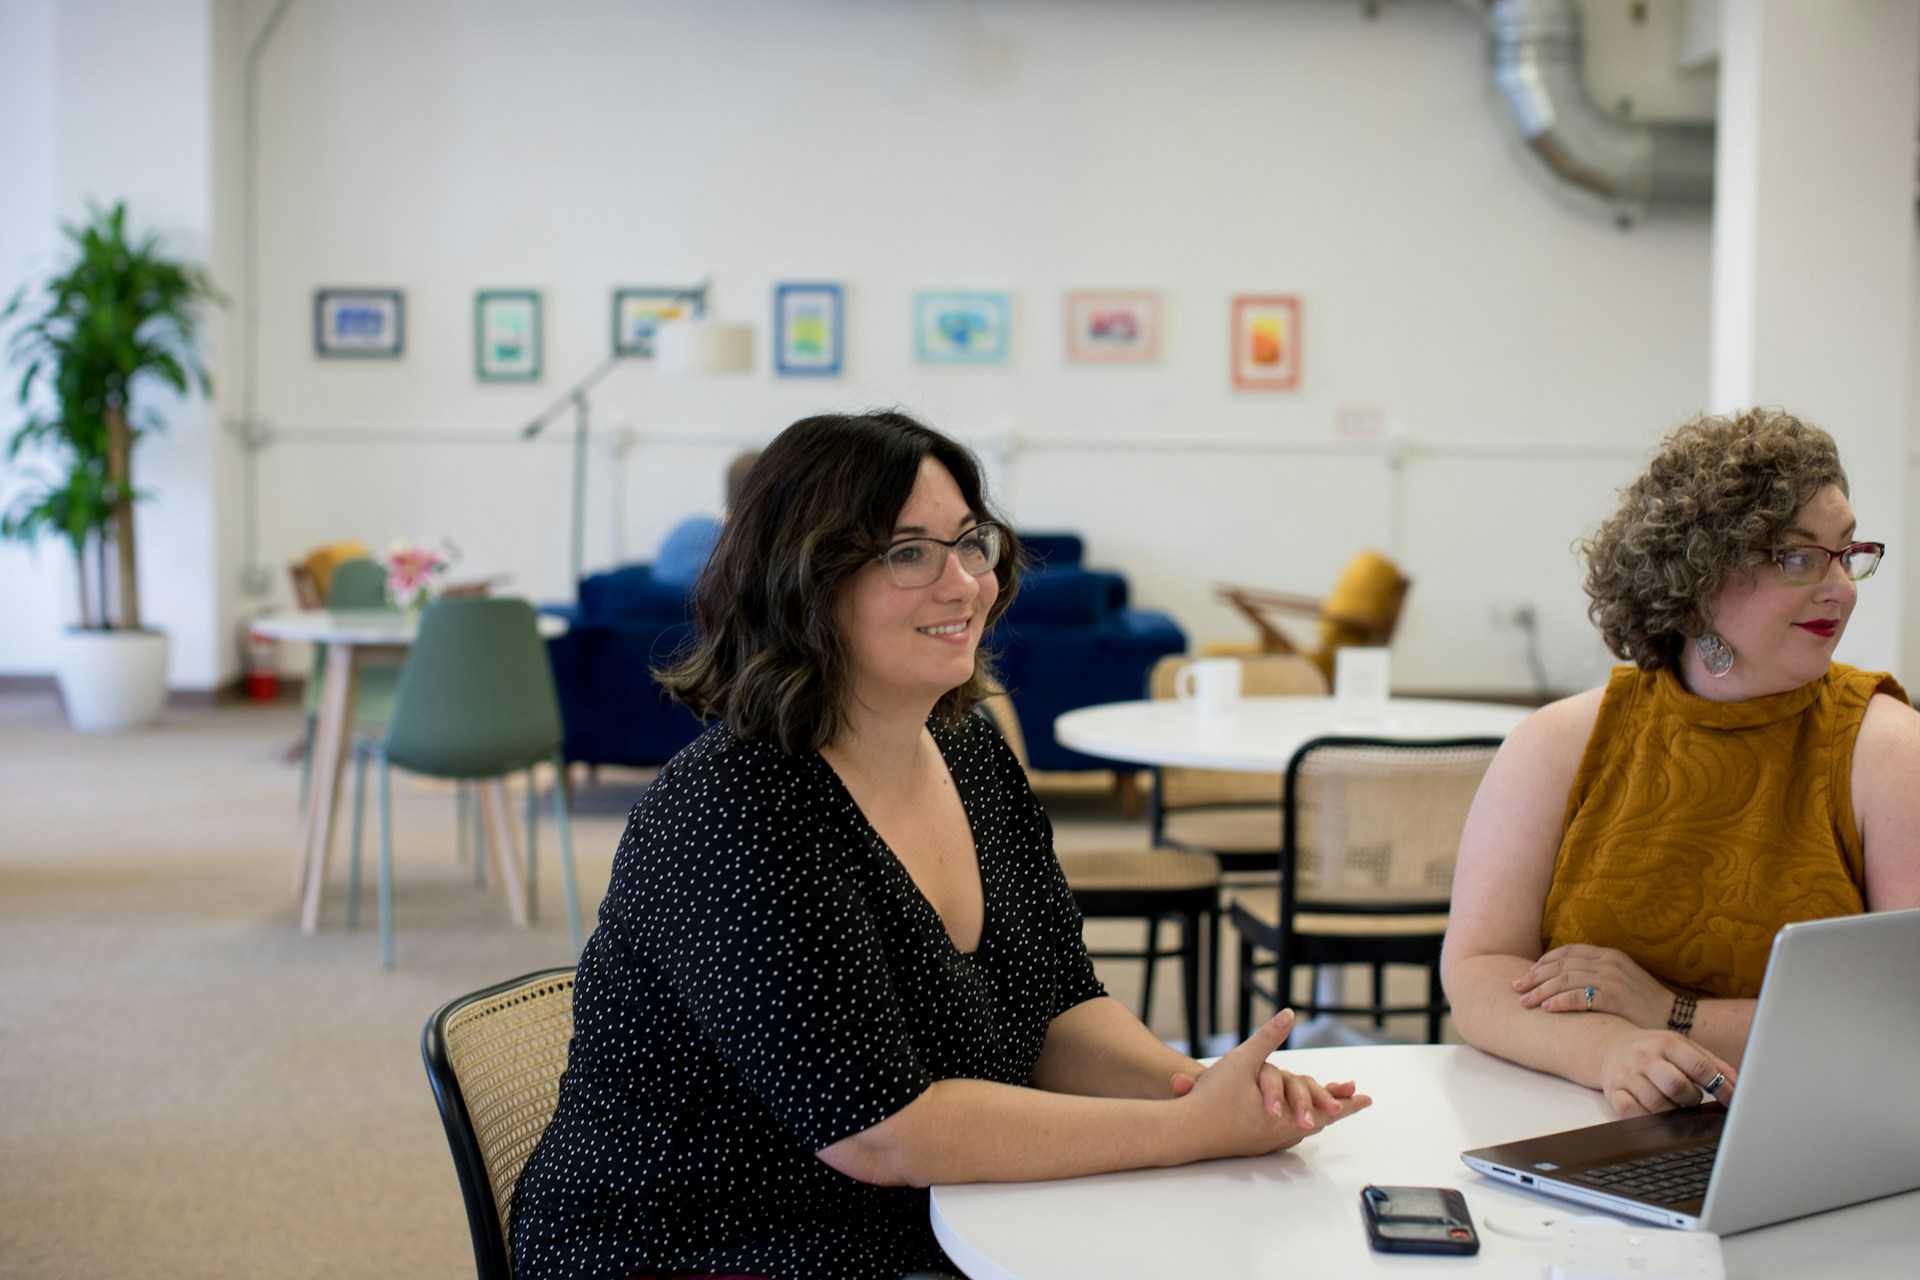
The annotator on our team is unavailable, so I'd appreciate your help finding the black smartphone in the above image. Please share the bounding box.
[1359,1184,1480,1255]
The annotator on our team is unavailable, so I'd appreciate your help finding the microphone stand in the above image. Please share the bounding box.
[521,353,626,597]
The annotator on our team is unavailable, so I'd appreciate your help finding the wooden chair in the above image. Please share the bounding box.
[288,539,373,610]
[1228,736,1500,1043]
[1215,550,1411,683]
[976,693,1219,1052]
[421,966,576,1280]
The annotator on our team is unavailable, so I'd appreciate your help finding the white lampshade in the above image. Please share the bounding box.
[655,320,754,374]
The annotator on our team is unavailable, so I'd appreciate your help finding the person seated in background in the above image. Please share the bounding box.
[1443,408,1920,1119]
[509,410,1371,1280]
[649,449,764,590]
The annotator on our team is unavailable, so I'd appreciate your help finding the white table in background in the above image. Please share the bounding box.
[1054,695,1530,775]
[930,1043,1917,1279]
[249,608,566,934]
[1054,696,1530,1046]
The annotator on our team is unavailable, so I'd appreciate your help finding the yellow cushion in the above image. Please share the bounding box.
[1314,551,1406,661]
[303,540,372,602]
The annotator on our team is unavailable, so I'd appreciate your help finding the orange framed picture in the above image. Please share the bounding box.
[1231,294,1301,391]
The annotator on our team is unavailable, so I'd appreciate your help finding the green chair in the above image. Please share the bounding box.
[297,558,403,812]
[347,598,584,968]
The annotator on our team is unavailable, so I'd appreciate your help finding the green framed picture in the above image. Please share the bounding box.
[475,290,542,382]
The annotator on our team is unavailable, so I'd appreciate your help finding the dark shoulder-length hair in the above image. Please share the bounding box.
[655,409,1023,754]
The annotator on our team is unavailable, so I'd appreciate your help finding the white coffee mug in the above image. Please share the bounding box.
[1176,658,1242,714]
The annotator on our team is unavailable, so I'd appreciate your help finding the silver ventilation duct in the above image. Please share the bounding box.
[1488,0,1715,221]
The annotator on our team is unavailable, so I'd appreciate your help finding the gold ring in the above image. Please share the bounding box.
[1583,984,1596,1011]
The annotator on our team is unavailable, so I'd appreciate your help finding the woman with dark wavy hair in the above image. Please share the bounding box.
[1443,408,1920,1117]
[510,410,1372,1280]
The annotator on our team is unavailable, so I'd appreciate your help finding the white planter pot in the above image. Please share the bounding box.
[55,628,169,732]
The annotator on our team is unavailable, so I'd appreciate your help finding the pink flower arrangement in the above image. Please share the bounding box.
[381,540,452,611]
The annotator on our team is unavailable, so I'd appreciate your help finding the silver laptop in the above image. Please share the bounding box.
[1461,907,1920,1234]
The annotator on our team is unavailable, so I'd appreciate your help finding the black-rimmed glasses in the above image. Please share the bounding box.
[876,522,1006,589]
[1771,541,1885,586]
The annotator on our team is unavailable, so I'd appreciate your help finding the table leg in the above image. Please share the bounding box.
[298,642,361,933]
[483,779,530,926]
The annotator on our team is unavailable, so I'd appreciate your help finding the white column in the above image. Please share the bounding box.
[1709,0,1920,677]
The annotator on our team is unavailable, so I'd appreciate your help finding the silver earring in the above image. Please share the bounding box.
[1695,631,1734,678]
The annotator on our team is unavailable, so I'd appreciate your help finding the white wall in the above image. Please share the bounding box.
[6,0,1919,693]
[239,0,1724,694]
[0,0,69,667]
[0,0,224,688]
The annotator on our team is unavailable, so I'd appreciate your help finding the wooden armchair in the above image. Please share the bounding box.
[289,540,373,609]
[1215,550,1410,683]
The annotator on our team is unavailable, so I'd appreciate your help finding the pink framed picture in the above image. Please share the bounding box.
[1231,294,1301,391]
[1064,290,1162,363]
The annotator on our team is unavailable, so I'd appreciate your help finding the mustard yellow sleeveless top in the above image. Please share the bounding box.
[1541,662,1904,999]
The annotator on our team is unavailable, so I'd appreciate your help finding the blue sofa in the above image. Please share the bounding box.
[544,522,1186,775]
[542,519,718,771]
[994,534,1187,772]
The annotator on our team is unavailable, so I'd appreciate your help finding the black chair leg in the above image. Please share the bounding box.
[1427,963,1446,1044]
[1180,907,1203,1055]
[1138,918,1159,1026]
[1372,962,1387,1028]
[1236,934,1255,1041]
[1208,901,1223,1043]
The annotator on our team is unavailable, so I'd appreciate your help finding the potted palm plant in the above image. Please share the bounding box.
[1,202,218,731]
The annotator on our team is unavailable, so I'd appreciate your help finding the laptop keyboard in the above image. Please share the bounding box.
[1572,1143,1718,1203]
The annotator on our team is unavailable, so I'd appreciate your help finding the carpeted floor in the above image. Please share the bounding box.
[0,693,1167,1278]
[0,691,1434,1278]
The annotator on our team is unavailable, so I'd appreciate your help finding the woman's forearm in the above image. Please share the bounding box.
[1686,999,1755,1067]
[1445,952,1632,1089]
[1029,995,1204,1100]
[821,1077,1196,1187]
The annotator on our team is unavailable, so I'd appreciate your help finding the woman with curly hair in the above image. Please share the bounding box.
[1442,408,1920,1117]
[511,410,1372,1280]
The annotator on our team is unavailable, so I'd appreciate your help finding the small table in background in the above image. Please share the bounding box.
[249,608,565,934]
[1054,695,1530,1045]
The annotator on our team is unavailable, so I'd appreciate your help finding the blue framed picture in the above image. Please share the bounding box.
[914,290,1011,364]
[314,288,404,358]
[773,282,844,376]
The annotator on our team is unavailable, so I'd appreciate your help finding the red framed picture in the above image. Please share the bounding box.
[1231,294,1301,391]
[1064,290,1162,363]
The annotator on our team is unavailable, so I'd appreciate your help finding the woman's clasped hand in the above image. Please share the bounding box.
[1168,1009,1371,1158]
[1514,943,1682,1027]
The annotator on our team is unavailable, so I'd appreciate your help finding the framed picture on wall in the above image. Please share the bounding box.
[1064,290,1162,363]
[314,288,404,358]
[914,290,1011,365]
[475,290,542,382]
[1230,294,1301,390]
[611,285,706,358]
[773,282,844,376]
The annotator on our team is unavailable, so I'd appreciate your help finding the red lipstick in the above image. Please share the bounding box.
[1795,620,1838,638]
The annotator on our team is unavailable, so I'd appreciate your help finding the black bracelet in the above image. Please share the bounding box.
[1667,992,1697,1035]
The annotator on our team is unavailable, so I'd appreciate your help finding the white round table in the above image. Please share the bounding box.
[250,608,566,934]
[1055,696,1531,773]
[930,1044,1918,1279]
[1055,696,1530,1046]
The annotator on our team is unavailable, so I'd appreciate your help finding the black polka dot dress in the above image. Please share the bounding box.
[510,712,1106,1280]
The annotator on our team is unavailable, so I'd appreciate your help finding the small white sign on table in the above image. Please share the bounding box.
[1334,645,1392,723]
